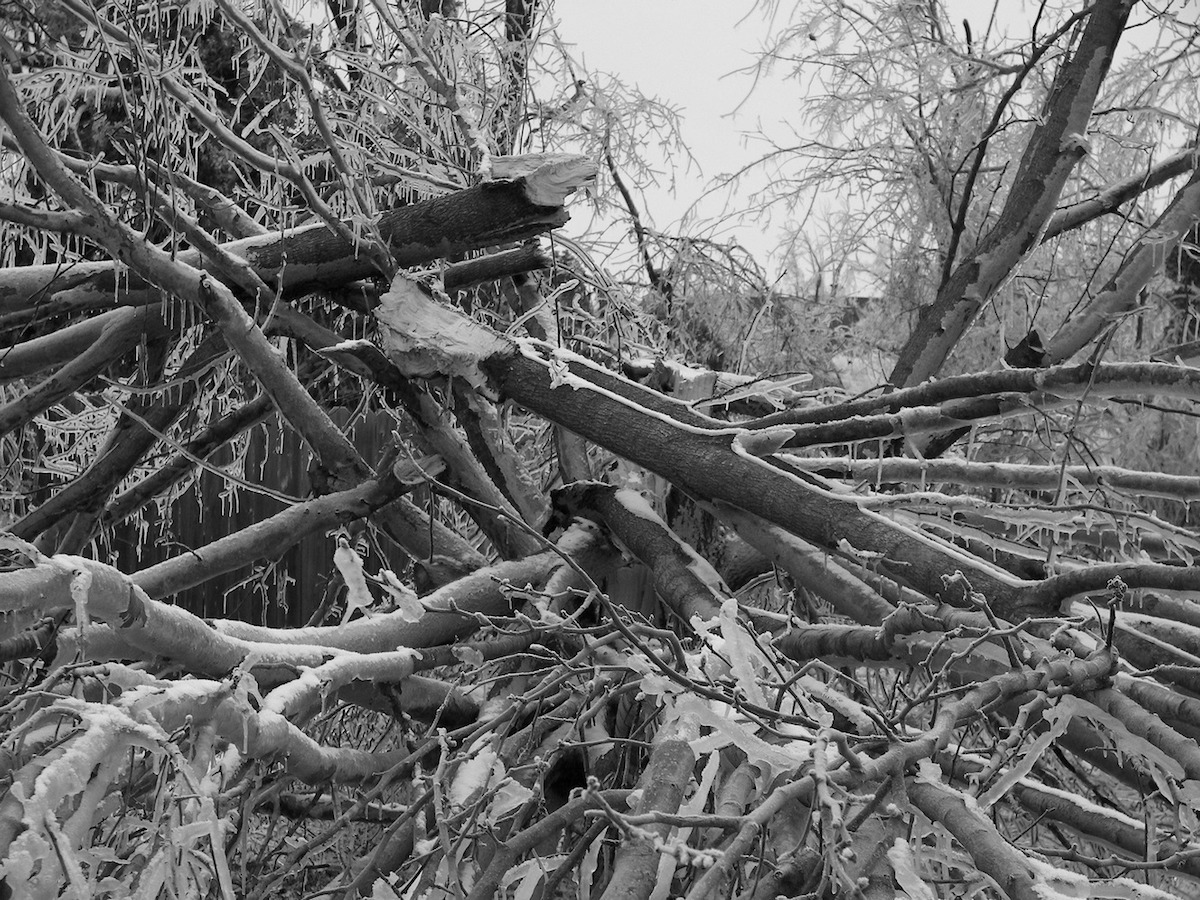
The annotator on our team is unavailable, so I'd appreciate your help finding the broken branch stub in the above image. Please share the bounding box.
[486,153,599,206]
[375,275,509,389]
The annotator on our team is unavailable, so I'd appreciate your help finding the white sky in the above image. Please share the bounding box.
[550,1,794,271]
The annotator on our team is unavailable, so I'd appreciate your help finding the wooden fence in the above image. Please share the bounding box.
[110,408,405,627]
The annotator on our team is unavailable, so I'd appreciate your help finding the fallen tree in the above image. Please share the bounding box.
[3,1,1200,898]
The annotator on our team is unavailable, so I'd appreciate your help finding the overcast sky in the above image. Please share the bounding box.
[550,1,793,270]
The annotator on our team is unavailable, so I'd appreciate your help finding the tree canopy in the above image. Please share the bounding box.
[3,1,1200,898]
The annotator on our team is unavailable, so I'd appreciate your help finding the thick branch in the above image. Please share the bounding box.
[890,0,1135,387]
[210,523,618,651]
[788,456,1200,500]
[713,502,897,625]
[1043,145,1199,241]
[555,481,727,623]
[1047,163,1200,362]
[600,729,696,900]
[906,780,1040,900]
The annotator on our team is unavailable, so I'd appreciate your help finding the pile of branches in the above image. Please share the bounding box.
[3,0,1200,898]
